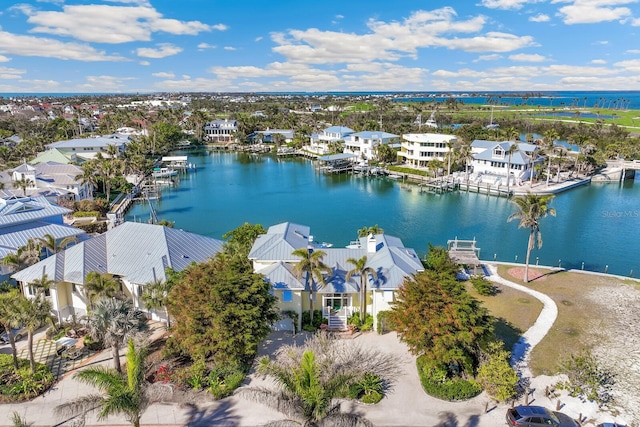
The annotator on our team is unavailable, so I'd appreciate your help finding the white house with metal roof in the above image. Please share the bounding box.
[248,222,424,332]
[343,131,399,161]
[398,133,458,167]
[306,126,355,155]
[10,161,92,202]
[12,221,224,323]
[0,195,86,279]
[204,119,238,143]
[469,140,543,186]
[45,134,129,160]
[247,129,294,144]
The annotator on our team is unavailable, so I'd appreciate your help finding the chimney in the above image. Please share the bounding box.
[367,233,377,253]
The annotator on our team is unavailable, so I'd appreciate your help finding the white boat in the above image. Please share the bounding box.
[152,167,178,178]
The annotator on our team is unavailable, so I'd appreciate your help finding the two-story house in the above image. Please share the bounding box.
[306,126,355,155]
[44,134,128,161]
[398,133,458,168]
[204,119,238,143]
[469,140,543,185]
[343,131,399,162]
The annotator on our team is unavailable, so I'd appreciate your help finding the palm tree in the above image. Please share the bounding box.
[505,142,519,195]
[75,161,99,199]
[457,143,473,182]
[444,140,457,177]
[508,193,557,283]
[346,256,378,323]
[84,271,121,310]
[0,289,25,369]
[357,224,384,238]
[140,279,173,327]
[13,176,34,196]
[19,274,54,373]
[292,248,331,325]
[87,298,148,373]
[55,339,166,427]
[543,129,559,187]
[241,350,371,427]
[2,239,42,273]
[36,233,78,257]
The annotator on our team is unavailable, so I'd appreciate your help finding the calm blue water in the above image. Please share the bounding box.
[126,151,640,277]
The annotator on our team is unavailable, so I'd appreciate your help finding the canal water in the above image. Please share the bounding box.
[126,151,640,277]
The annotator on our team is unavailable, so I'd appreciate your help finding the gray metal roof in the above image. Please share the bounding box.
[318,153,357,162]
[45,134,129,150]
[0,221,86,259]
[12,222,224,285]
[0,196,72,228]
[250,223,424,292]
[260,261,305,290]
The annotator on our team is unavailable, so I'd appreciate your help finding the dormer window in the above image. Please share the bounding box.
[493,147,504,158]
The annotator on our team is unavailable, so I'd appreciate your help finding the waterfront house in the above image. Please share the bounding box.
[469,140,543,185]
[343,131,399,162]
[0,195,86,280]
[247,129,294,144]
[398,133,458,168]
[204,119,238,143]
[45,134,129,161]
[11,161,92,202]
[306,126,355,155]
[248,222,424,332]
[12,221,224,324]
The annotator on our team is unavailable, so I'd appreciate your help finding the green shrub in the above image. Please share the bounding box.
[75,221,108,234]
[416,356,482,401]
[73,211,99,218]
[207,362,246,399]
[301,310,323,329]
[555,350,615,407]
[361,390,383,404]
[83,335,104,351]
[361,314,374,331]
[376,310,391,334]
[470,276,497,296]
[0,355,55,402]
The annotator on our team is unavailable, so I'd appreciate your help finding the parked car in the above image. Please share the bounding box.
[506,406,580,427]
[596,423,626,427]
[0,326,28,343]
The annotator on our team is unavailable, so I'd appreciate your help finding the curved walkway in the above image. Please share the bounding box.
[484,263,558,378]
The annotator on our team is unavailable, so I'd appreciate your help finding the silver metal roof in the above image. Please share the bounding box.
[0,196,72,227]
[12,222,224,285]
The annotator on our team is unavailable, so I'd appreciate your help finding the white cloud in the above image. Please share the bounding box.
[591,59,607,64]
[473,54,503,62]
[77,75,136,92]
[136,43,183,58]
[0,66,25,80]
[20,4,213,44]
[335,14,344,20]
[139,60,150,66]
[271,8,535,65]
[254,37,263,42]
[152,71,175,78]
[543,64,619,76]
[552,0,634,24]
[594,40,609,45]
[626,49,640,53]
[212,24,228,31]
[509,53,548,62]
[223,46,236,51]
[197,43,217,50]
[613,59,640,72]
[632,17,640,25]
[529,13,551,22]
[0,30,126,61]
[0,55,10,62]
[481,0,540,10]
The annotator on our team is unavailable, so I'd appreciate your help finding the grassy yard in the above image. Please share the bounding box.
[467,282,543,352]
[495,265,637,376]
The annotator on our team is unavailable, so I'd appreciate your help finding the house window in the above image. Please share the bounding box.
[281,290,293,303]
[383,291,394,302]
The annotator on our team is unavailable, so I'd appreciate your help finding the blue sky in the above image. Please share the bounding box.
[1,0,639,93]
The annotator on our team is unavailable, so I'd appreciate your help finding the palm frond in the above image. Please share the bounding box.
[54,394,104,420]
[74,366,127,392]
[318,412,373,427]
[238,387,304,421]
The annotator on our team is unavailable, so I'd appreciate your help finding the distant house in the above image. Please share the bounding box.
[12,222,224,323]
[247,129,294,144]
[306,126,355,155]
[0,195,85,279]
[10,161,92,202]
[343,131,399,161]
[248,222,424,332]
[204,119,238,143]
[30,148,80,165]
[469,140,543,185]
[398,133,458,168]
[45,134,129,160]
